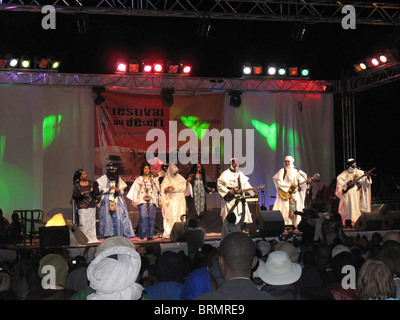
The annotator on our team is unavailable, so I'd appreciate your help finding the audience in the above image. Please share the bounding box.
[195,232,275,300]
[2,213,400,301]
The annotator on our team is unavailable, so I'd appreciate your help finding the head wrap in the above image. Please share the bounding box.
[87,246,143,300]
[38,254,69,288]
[106,162,118,181]
[346,158,356,168]
[284,156,295,167]
[95,236,135,257]
[162,164,186,189]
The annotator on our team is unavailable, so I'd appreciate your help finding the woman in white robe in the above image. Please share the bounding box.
[272,156,308,227]
[160,164,191,238]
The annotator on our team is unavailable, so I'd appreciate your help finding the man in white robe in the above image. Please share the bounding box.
[160,164,192,238]
[335,158,372,228]
[272,156,308,227]
[217,158,255,227]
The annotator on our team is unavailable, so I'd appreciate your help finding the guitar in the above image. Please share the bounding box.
[342,167,375,194]
[278,173,320,200]
[223,185,266,202]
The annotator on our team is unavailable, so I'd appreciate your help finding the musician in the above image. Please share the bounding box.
[335,158,372,228]
[217,158,255,228]
[71,169,101,243]
[127,161,160,240]
[186,163,215,228]
[97,162,135,238]
[272,156,308,228]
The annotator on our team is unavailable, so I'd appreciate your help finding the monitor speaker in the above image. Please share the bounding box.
[354,211,382,231]
[256,210,285,237]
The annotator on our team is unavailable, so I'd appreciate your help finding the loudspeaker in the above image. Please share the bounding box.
[256,210,285,237]
[354,211,383,231]
[170,222,186,242]
[382,211,400,230]
[39,226,70,250]
[68,223,89,245]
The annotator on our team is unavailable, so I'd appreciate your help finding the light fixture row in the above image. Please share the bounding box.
[0,54,61,71]
[242,63,310,77]
[116,59,192,75]
[354,51,395,72]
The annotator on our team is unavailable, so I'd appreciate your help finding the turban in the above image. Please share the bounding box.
[87,246,143,300]
[38,254,69,288]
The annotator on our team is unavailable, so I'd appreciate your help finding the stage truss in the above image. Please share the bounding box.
[0,0,400,25]
[0,71,339,94]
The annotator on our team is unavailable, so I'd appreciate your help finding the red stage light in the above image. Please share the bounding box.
[182,65,192,74]
[128,60,139,73]
[153,60,164,73]
[142,59,152,73]
[117,63,127,72]
[289,66,298,76]
[168,64,179,73]
[253,65,263,75]
[0,59,6,68]
[40,59,49,68]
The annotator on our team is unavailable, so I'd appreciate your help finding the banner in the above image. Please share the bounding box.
[94,91,225,183]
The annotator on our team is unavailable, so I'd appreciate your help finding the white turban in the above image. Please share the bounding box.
[284,156,294,164]
[87,246,143,300]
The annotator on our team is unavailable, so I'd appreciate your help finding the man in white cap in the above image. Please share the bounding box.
[335,158,372,228]
[217,158,256,230]
[272,156,308,227]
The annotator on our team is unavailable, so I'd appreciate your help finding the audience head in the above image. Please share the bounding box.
[257,250,302,286]
[383,231,400,244]
[38,254,69,289]
[95,236,135,257]
[218,232,257,279]
[156,251,185,282]
[275,241,300,263]
[357,259,396,300]
[226,211,237,224]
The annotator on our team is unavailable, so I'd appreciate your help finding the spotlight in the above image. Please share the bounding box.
[20,55,31,68]
[116,59,127,73]
[253,64,263,75]
[153,60,164,73]
[142,59,152,73]
[33,57,49,69]
[289,66,298,76]
[5,54,19,68]
[354,61,367,72]
[300,65,310,77]
[180,61,192,74]
[161,88,174,107]
[168,62,179,74]
[267,64,277,76]
[229,90,242,108]
[278,65,287,76]
[242,63,252,75]
[50,60,61,70]
[366,57,380,68]
[128,60,140,73]
[0,57,6,68]
[92,87,105,105]
[379,55,388,63]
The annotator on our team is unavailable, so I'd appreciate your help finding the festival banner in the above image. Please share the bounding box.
[94,91,225,183]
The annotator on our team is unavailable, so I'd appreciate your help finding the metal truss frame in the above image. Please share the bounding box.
[347,61,400,92]
[0,70,339,93]
[0,1,400,25]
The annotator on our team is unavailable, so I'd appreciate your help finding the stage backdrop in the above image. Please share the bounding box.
[0,86,334,222]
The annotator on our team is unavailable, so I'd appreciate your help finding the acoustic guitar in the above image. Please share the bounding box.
[223,185,266,202]
[278,173,320,200]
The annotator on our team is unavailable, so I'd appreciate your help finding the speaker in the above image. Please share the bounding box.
[39,226,70,250]
[354,211,383,231]
[256,210,285,237]
[382,211,400,230]
[170,222,186,242]
[68,223,89,245]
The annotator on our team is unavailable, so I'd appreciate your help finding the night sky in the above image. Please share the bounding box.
[2,10,400,195]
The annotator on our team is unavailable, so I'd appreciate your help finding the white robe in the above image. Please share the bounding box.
[335,167,372,224]
[272,167,308,227]
[217,169,254,224]
[126,176,160,206]
[160,164,192,237]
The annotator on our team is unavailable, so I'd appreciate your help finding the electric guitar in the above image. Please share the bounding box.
[278,173,320,200]
[223,185,266,202]
[342,167,375,194]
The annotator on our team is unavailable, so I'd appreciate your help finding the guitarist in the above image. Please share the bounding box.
[272,156,309,228]
[217,158,257,230]
[335,158,372,229]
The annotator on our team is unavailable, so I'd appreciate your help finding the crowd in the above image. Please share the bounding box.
[0,225,399,300]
